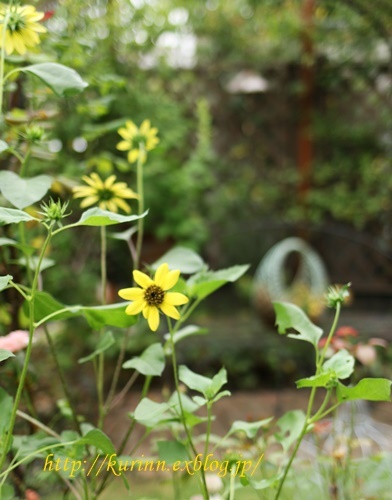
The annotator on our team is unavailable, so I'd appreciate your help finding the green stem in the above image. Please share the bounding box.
[95,375,152,497]
[168,319,209,500]
[134,145,145,271]
[203,402,212,466]
[229,465,236,500]
[16,410,61,439]
[0,225,53,471]
[43,325,82,433]
[97,226,107,430]
[0,4,11,117]
[274,303,342,499]
[9,280,28,300]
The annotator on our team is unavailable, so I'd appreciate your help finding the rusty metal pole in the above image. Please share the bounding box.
[297,0,315,235]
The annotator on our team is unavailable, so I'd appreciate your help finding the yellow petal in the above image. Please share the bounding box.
[116,140,130,151]
[112,197,131,213]
[154,263,169,288]
[133,270,154,289]
[164,292,189,306]
[79,195,99,208]
[125,300,145,315]
[106,200,118,212]
[145,306,160,331]
[140,119,151,135]
[127,149,139,163]
[12,33,27,55]
[118,287,144,300]
[125,120,138,136]
[104,175,117,188]
[73,186,97,198]
[160,269,181,291]
[159,303,180,320]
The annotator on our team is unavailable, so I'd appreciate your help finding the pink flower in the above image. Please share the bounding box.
[0,330,29,353]
[335,326,359,338]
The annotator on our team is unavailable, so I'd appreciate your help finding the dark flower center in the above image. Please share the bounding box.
[144,285,165,306]
[98,188,114,201]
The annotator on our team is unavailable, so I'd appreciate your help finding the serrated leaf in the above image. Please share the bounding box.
[228,418,273,439]
[152,246,205,274]
[122,343,165,376]
[19,63,88,97]
[336,378,392,402]
[0,207,37,224]
[74,208,148,227]
[0,350,15,363]
[78,331,115,364]
[273,302,323,347]
[0,275,13,291]
[187,264,249,300]
[0,171,52,209]
[275,410,306,452]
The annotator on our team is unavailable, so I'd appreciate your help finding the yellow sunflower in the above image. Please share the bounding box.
[116,119,159,164]
[0,4,47,55]
[73,173,138,213]
[118,263,189,331]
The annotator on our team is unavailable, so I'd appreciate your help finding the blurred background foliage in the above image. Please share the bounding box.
[24,0,390,266]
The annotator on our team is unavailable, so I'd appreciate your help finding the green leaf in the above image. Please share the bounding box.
[0,275,13,291]
[228,418,273,439]
[164,325,208,346]
[249,474,282,490]
[109,226,137,241]
[336,378,392,402]
[0,171,52,209]
[0,388,13,437]
[82,303,137,329]
[296,372,337,389]
[168,391,201,414]
[19,63,88,97]
[73,208,148,227]
[0,140,9,154]
[179,365,213,395]
[0,237,17,246]
[179,365,227,400]
[78,331,115,364]
[28,291,80,323]
[275,410,306,453]
[122,343,165,376]
[0,484,15,500]
[133,398,173,428]
[211,390,231,403]
[77,429,116,454]
[323,349,355,379]
[187,264,250,300]
[157,440,188,465]
[0,207,37,225]
[273,302,323,347]
[18,256,55,272]
[0,350,15,363]
[296,350,355,389]
[152,246,205,274]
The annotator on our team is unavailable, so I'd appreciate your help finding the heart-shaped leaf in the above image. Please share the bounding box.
[0,171,52,209]
[19,63,88,97]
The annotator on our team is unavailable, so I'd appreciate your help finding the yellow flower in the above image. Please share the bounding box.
[0,4,47,55]
[116,119,159,164]
[118,263,189,331]
[73,172,138,213]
